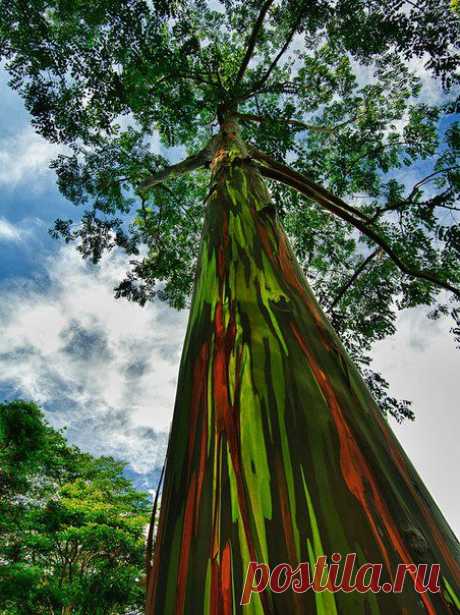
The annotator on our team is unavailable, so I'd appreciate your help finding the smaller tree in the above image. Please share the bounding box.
[0,399,47,498]
[0,400,150,615]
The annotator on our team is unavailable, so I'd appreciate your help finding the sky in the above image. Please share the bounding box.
[0,61,459,536]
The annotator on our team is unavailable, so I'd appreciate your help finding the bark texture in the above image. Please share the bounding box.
[146,128,460,614]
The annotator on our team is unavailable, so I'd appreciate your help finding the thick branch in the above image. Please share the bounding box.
[234,0,275,84]
[251,151,460,298]
[138,144,214,193]
[249,146,373,223]
[330,248,382,310]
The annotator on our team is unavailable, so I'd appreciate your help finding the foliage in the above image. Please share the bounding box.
[1,1,460,420]
[0,400,150,615]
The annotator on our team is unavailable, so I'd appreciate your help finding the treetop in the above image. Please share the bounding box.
[1,0,460,420]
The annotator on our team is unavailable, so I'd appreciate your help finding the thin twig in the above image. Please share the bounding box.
[408,166,460,197]
[246,10,304,96]
[371,167,460,221]
[330,248,382,310]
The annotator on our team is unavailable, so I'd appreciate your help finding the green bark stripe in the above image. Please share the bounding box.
[146,138,460,614]
[443,577,460,610]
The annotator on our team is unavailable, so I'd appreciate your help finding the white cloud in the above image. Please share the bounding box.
[0,243,188,478]
[406,55,446,106]
[0,216,41,243]
[372,306,460,537]
[0,218,23,241]
[1,240,458,536]
[0,126,63,189]
[350,52,448,137]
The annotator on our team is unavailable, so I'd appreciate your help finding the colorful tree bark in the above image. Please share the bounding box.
[146,125,460,614]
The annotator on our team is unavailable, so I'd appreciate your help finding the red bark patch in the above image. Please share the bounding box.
[291,322,437,615]
[221,541,233,615]
[176,472,198,615]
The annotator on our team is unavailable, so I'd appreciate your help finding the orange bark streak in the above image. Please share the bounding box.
[291,323,437,615]
[256,217,332,349]
[188,343,208,467]
[221,542,233,615]
[214,302,230,432]
[210,557,220,615]
[213,298,271,612]
[195,394,209,535]
[176,472,198,615]
[274,454,298,564]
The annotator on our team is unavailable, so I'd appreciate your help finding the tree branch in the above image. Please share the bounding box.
[408,166,460,197]
[138,143,215,193]
[329,248,382,310]
[238,79,302,101]
[235,0,275,85]
[250,150,460,298]
[404,0,422,10]
[246,10,304,96]
[249,146,374,223]
[371,167,460,221]
[235,112,335,133]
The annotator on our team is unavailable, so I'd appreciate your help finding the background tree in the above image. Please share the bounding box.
[1,1,460,613]
[0,400,150,615]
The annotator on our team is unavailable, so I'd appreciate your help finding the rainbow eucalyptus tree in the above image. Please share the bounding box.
[2,0,460,613]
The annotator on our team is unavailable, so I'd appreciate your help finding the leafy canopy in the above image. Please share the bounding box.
[1,0,460,421]
[0,400,150,615]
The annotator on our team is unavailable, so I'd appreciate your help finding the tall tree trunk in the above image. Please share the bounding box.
[146,123,460,614]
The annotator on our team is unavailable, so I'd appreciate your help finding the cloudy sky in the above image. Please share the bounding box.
[0,63,459,535]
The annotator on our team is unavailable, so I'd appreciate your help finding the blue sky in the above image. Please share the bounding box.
[0,69,180,491]
[0,63,459,533]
